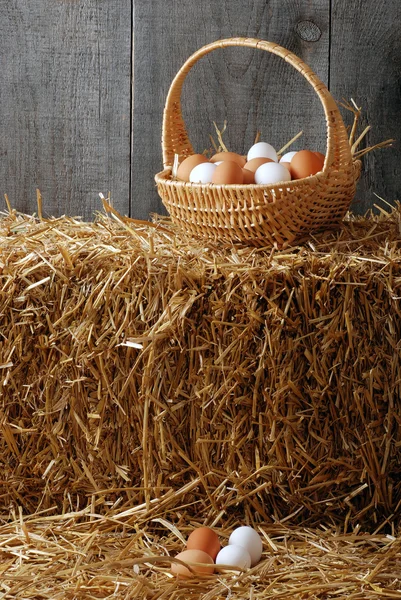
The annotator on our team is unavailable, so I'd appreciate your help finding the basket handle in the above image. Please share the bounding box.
[162,37,352,172]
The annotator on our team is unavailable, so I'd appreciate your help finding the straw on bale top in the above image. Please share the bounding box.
[0,201,401,530]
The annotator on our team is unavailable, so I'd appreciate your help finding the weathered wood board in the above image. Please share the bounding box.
[330,0,401,214]
[0,0,131,219]
[0,0,399,220]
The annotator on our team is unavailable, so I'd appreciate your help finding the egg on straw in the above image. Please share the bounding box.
[215,545,252,570]
[228,526,263,566]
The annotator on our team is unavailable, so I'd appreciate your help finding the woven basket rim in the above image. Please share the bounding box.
[155,167,329,189]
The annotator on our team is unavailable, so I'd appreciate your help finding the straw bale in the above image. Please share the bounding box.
[0,509,400,598]
[0,203,401,529]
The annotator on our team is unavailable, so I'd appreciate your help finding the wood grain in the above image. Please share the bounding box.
[0,0,131,219]
[132,0,330,219]
[330,0,401,213]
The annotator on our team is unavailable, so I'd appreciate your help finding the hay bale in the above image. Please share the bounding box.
[1,204,401,529]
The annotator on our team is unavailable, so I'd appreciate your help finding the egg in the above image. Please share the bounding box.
[228,526,263,566]
[254,162,292,185]
[247,142,278,163]
[177,154,209,181]
[244,157,273,173]
[290,150,323,179]
[186,527,221,560]
[314,151,326,165]
[171,549,214,578]
[280,162,292,175]
[212,161,244,185]
[215,545,251,570]
[210,152,246,168]
[189,162,217,183]
[279,151,298,164]
[242,168,255,184]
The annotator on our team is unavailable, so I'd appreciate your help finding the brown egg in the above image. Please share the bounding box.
[210,152,246,168]
[242,168,255,184]
[212,160,244,185]
[290,150,324,180]
[244,157,274,173]
[171,549,214,578]
[187,527,221,560]
[279,162,292,178]
[177,154,209,181]
[314,151,326,166]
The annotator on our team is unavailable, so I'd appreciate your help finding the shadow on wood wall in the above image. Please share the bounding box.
[1,1,399,220]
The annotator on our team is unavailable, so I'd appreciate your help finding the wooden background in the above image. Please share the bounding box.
[1,0,400,221]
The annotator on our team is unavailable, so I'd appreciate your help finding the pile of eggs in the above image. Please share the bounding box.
[176,142,325,186]
[171,525,263,578]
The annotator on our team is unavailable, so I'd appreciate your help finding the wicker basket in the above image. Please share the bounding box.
[155,37,361,248]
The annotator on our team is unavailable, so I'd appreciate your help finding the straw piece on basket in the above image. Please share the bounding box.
[212,121,229,152]
[277,130,303,156]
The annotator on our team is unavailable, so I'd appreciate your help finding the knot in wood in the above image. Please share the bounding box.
[295,20,322,42]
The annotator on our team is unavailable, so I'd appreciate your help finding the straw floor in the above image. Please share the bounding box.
[1,507,401,599]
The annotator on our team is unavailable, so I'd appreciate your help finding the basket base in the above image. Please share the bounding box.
[155,168,359,248]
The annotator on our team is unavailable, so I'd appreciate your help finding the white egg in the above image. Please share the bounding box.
[279,151,298,163]
[189,162,217,183]
[214,161,223,165]
[215,545,251,570]
[247,142,278,163]
[254,162,291,185]
[228,526,263,566]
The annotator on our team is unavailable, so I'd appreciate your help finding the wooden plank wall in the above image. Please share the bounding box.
[1,0,131,218]
[1,1,400,220]
[330,0,401,213]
